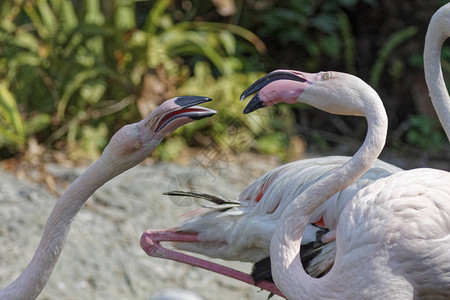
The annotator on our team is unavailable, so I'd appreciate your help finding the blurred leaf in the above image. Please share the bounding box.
[338,11,356,73]
[68,123,109,161]
[85,0,105,25]
[25,114,52,135]
[408,53,423,69]
[219,31,236,55]
[370,26,417,89]
[144,0,171,34]
[115,4,135,31]
[80,79,106,105]
[59,0,78,31]
[13,30,41,53]
[256,133,288,156]
[311,13,338,33]
[406,115,446,151]
[0,81,25,146]
[57,69,100,120]
[37,0,58,35]
[320,35,341,59]
[23,2,49,39]
[176,22,266,53]
[155,136,187,161]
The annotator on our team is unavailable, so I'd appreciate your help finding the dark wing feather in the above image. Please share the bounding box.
[163,191,239,206]
[251,227,331,283]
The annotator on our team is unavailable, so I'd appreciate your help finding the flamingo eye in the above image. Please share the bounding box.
[322,72,331,80]
[135,142,141,149]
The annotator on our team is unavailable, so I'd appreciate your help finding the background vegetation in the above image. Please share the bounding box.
[0,0,449,165]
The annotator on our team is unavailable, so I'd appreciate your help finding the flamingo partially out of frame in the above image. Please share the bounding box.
[0,96,216,300]
[263,48,450,298]
[261,4,448,298]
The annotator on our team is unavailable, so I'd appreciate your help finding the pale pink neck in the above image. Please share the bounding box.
[270,95,387,299]
[0,158,115,299]
[424,6,450,141]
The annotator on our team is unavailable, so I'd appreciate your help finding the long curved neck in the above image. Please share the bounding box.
[270,95,387,299]
[0,157,117,300]
[424,6,450,141]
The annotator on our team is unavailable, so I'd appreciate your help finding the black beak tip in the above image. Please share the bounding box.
[175,96,212,107]
[243,95,266,114]
[189,110,217,120]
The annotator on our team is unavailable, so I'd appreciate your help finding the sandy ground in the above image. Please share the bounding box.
[0,156,283,300]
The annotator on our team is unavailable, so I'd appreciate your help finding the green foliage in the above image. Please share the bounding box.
[177,61,295,160]
[256,0,378,70]
[155,136,187,161]
[256,133,289,155]
[370,26,417,89]
[2,0,446,161]
[245,0,447,153]
[0,0,135,156]
[0,81,25,148]
[0,0,290,160]
[406,115,446,151]
[337,11,356,74]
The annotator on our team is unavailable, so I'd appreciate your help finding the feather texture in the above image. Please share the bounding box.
[167,156,401,274]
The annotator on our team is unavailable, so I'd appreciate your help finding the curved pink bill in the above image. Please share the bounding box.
[140,230,284,297]
[241,70,310,114]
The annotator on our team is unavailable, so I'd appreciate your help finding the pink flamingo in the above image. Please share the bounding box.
[161,155,400,280]
[142,3,450,297]
[264,4,450,298]
[0,96,216,300]
[141,68,392,298]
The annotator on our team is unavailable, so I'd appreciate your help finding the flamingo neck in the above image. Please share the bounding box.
[0,156,119,300]
[424,6,450,141]
[270,95,387,299]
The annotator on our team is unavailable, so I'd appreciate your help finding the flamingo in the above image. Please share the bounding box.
[142,5,450,295]
[256,4,450,298]
[0,96,216,300]
[139,61,400,291]
[424,2,450,140]
[141,70,391,297]
[240,70,450,298]
[163,156,400,278]
[243,69,388,298]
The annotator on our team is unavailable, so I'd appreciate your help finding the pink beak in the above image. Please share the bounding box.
[241,70,312,114]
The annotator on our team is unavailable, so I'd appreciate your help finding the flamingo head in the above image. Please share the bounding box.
[101,96,216,173]
[241,69,376,117]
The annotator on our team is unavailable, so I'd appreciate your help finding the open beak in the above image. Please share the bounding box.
[240,70,308,114]
[151,96,216,134]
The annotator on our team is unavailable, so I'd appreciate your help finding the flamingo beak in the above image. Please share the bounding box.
[147,96,216,135]
[240,70,309,114]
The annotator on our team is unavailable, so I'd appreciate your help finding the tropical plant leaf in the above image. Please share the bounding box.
[0,82,25,146]
[370,26,417,89]
[57,69,101,120]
